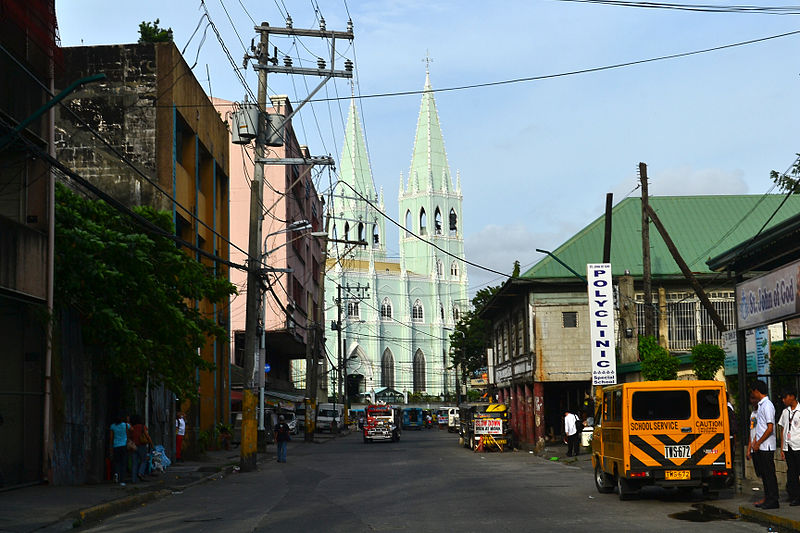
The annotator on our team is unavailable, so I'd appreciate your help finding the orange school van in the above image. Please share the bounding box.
[591,380,731,500]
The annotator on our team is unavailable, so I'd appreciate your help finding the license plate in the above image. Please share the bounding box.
[665,470,690,480]
[664,445,691,459]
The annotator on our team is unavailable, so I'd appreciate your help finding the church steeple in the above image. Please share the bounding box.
[340,98,374,198]
[331,98,386,259]
[407,71,451,194]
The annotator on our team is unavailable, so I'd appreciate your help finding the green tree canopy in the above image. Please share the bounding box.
[449,284,500,379]
[691,343,725,380]
[55,184,235,398]
[138,19,174,43]
[770,154,800,193]
[639,335,678,381]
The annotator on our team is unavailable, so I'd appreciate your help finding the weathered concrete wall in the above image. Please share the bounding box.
[533,292,591,382]
[0,217,46,301]
[56,44,161,209]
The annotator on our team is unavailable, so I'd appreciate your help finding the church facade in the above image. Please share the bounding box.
[324,73,468,398]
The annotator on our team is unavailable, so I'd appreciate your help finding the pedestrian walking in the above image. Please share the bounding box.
[109,414,131,485]
[275,415,291,463]
[779,390,800,506]
[129,414,153,483]
[564,410,580,457]
[746,394,763,504]
[750,380,779,509]
[175,412,185,462]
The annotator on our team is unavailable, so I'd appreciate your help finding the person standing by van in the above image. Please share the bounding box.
[779,390,800,506]
[564,410,580,457]
[751,381,779,509]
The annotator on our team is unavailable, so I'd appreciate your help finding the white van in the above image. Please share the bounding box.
[316,403,344,433]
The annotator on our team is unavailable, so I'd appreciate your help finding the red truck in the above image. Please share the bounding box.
[363,404,401,443]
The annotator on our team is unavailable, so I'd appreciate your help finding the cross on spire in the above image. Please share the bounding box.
[422,50,433,74]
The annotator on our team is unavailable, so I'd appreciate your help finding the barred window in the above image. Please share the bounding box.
[412,300,424,322]
[380,298,392,320]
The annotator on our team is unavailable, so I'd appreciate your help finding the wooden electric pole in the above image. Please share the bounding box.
[241,18,354,469]
[645,204,726,332]
[602,192,613,263]
[240,24,270,473]
[639,162,655,338]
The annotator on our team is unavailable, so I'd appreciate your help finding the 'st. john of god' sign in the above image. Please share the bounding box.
[587,264,617,386]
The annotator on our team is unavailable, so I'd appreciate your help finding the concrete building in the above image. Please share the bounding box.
[481,194,800,451]
[216,95,325,403]
[0,0,59,488]
[325,73,469,398]
[54,41,231,473]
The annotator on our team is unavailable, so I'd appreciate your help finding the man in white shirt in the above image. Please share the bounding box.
[779,390,800,506]
[564,410,580,457]
[751,380,779,509]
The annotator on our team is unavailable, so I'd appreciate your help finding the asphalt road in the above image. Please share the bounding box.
[83,429,764,533]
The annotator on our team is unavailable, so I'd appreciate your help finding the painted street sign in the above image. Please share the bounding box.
[587,263,617,386]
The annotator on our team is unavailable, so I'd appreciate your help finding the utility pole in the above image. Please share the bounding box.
[333,282,369,427]
[602,192,613,264]
[240,17,353,471]
[645,204,727,332]
[639,162,655,338]
[240,24,270,473]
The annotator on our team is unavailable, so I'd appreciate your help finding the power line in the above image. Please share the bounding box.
[554,0,800,14]
[307,28,800,103]
[337,179,511,277]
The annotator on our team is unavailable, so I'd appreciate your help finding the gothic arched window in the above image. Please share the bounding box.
[412,300,424,322]
[380,298,392,320]
[344,222,350,241]
[449,208,458,235]
[347,301,360,318]
[440,303,445,320]
[450,261,459,277]
[357,222,365,243]
[372,225,380,246]
[419,208,427,236]
[413,349,426,392]
[436,259,443,277]
[405,210,412,234]
[382,348,395,388]
[453,306,460,321]
[434,207,443,235]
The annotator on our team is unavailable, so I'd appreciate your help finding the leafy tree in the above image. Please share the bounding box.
[639,335,678,381]
[138,19,174,43]
[770,155,800,194]
[55,184,235,398]
[512,260,521,278]
[691,343,725,380]
[770,342,800,393]
[449,284,499,381]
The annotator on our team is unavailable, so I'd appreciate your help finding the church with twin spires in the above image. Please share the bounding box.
[324,72,468,398]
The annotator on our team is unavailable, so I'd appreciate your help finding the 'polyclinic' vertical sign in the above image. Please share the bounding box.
[587,263,617,386]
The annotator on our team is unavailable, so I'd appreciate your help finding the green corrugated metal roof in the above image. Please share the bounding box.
[524,194,800,280]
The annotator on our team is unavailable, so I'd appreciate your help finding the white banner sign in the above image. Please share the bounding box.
[737,259,800,329]
[587,263,617,386]
[475,419,503,435]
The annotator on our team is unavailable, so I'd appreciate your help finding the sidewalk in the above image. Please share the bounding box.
[542,442,800,532]
[0,427,354,533]
[1,449,246,532]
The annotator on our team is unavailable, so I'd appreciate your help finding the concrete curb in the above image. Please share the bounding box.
[739,505,800,532]
[76,489,171,526]
[72,465,236,528]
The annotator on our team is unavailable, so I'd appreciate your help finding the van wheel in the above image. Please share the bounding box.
[617,476,634,500]
[594,463,614,494]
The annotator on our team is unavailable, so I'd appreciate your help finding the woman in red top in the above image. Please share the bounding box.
[129,414,153,482]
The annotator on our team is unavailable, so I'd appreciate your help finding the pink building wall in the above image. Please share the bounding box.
[214,97,324,385]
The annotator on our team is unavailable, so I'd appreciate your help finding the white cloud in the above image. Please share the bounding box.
[648,166,749,196]
[464,223,577,295]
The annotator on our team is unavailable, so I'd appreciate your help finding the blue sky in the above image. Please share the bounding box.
[55,1,800,292]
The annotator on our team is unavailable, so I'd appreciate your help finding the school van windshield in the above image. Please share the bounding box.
[631,390,691,421]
